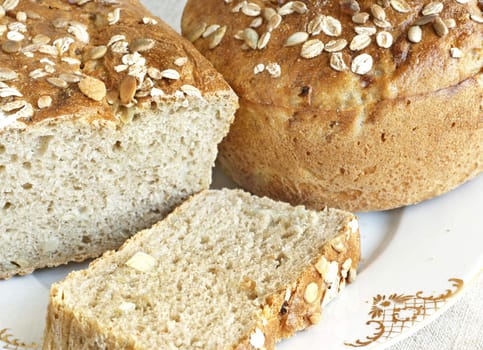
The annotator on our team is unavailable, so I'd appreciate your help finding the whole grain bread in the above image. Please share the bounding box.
[43,189,360,350]
[0,0,237,279]
[182,0,483,212]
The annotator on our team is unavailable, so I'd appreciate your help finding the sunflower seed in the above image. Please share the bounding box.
[29,69,48,79]
[292,1,308,14]
[37,95,52,109]
[234,30,245,40]
[250,17,263,28]
[300,39,324,58]
[324,39,348,52]
[433,17,448,36]
[351,53,373,75]
[174,57,188,67]
[32,34,50,45]
[422,2,443,16]
[119,75,137,105]
[414,14,437,25]
[352,12,370,24]
[147,67,162,80]
[444,18,456,28]
[450,47,463,58]
[390,0,411,13]
[130,38,156,52]
[257,32,271,49]
[47,77,68,88]
[87,45,107,60]
[243,28,259,49]
[371,4,386,20]
[263,7,277,21]
[321,16,342,37]
[341,0,361,14]
[186,22,207,42]
[0,67,17,81]
[242,2,261,17]
[354,26,377,35]
[330,52,348,71]
[376,31,393,48]
[231,1,245,13]
[284,31,309,46]
[181,84,202,97]
[202,24,221,38]
[470,14,483,23]
[408,25,422,42]
[278,2,295,16]
[350,34,371,51]
[160,69,180,80]
[58,73,82,83]
[209,25,227,49]
[455,0,469,3]
[267,14,282,31]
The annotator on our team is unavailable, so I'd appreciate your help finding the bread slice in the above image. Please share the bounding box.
[43,189,360,349]
[0,0,237,279]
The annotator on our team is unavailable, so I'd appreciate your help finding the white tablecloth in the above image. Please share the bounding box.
[147,1,483,349]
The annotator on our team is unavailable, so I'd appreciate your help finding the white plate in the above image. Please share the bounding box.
[1,169,482,350]
[1,1,482,349]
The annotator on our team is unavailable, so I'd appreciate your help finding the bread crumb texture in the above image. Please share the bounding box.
[43,189,360,350]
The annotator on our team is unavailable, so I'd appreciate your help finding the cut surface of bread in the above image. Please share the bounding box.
[0,0,237,278]
[43,189,360,350]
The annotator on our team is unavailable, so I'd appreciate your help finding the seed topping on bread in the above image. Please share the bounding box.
[187,0,482,76]
[0,0,209,130]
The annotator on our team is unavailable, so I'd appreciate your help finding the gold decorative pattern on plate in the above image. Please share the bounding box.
[0,329,38,350]
[345,278,464,347]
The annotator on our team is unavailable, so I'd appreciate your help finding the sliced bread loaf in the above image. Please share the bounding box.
[43,189,360,349]
[0,0,237,278]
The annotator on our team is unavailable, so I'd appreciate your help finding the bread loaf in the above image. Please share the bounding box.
[43,189,360,350]
[0,0,237,279]
[182,0,483,211]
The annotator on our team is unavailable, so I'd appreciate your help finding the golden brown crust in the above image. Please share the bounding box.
[219,75,482,211]
[182,0,482,110]
[0,0,233,129]
[182,0,483,211]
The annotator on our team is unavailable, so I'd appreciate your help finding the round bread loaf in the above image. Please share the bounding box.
[182,0,483,211]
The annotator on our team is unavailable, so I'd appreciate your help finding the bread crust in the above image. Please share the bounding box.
[182,0,483,211]
[219,75,482,211]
